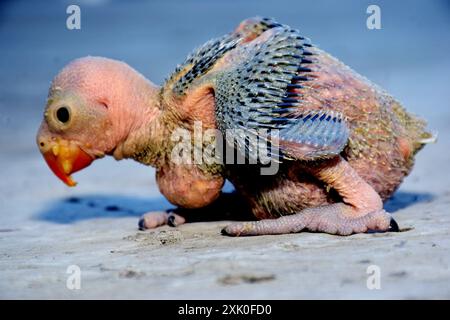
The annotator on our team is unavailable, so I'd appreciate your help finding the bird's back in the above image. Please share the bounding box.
[290,47,432,199]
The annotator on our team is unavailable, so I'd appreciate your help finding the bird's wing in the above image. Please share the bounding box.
[213,24,349,162]
[162,17,283,99]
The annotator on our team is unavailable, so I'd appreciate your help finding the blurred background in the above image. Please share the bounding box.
[0,0,449,299]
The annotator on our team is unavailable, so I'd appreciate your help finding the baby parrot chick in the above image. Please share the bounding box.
[36,17,434,236]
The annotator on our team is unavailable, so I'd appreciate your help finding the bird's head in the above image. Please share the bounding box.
[36,56,161,186]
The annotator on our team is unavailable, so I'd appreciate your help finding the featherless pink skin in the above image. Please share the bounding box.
[37,57,162,185]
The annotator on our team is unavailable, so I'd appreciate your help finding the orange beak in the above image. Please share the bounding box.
[42,140,94,187]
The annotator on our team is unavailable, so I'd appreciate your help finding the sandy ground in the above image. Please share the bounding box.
[1,0,449,299]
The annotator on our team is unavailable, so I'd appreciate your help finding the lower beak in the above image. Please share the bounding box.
[42,140,94,187]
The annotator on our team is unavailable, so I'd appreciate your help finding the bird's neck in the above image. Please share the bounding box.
[109,70,217,169]
[110,81,182,168]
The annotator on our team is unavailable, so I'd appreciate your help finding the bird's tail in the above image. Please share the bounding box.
[391,101,436,156]
[417,129,438,144]
[408,114,436,156]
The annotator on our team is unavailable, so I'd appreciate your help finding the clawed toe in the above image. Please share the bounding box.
[221,224,241,236]
[388,218,400,232]
[167,214,176,227]
[138,211,186,230]
[221,222,257,236]
[138,217,146,231]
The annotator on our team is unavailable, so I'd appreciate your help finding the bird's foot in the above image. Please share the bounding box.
[138,211,186,230]
[222,203,399,236]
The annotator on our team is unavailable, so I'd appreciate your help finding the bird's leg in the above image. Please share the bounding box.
[138,192,254,230]
[222,156,399,236]
[138,210,186,230]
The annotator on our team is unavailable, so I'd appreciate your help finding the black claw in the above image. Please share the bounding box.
[167,214,176,227]
[138,218,146,231]
[389,218,400,232]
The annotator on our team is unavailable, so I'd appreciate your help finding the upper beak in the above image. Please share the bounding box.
[39,138,94,187]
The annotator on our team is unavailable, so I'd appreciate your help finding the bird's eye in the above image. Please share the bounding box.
[56,106,70,124]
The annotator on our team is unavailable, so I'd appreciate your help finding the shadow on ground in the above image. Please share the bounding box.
[384,191,434,213]
[35,194,171,224]
[35,191,433,224]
